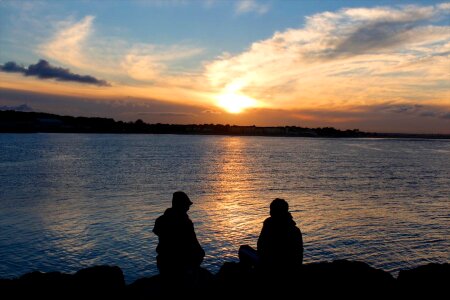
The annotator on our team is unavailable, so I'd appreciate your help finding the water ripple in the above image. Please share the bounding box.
[0,134,449,283]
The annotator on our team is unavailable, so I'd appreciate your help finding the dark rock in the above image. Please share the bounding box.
[5,271,75,298]
[1,261,449,297]
[127,275,163,299]
[74,265,125,296]
[19,271,74,288]
[127,267,213,299]
[0,279,19,293]
[397,263,450,296]
[0,266,125,298]
[300,260,395,296]
[215,259,395,297]
[215,262,259,296]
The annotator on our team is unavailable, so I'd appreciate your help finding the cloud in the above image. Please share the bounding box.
[320,6,449,58]
[256,102,450,133]
[122,44,204,81]
[38,15,205,86]
[6,3,450,133]
[136,111,196,118]
[205,3,450,111]
[39,15,94,69]
[202,109,222,114]
[235,0,269,15]
[0,59,110,86]
[376,103,450,120]
[419,111,437,117]
[0,87,207,124]
[0,104,33,112]
[203,0,217,8]
[134,0,188,7]
[2,87,449,133]
[122,52,166,82]
[379,104,424,114]
[0,62,27,73]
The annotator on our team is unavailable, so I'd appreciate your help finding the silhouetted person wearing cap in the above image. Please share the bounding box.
[257,198,303,275]
[153,191,205,280]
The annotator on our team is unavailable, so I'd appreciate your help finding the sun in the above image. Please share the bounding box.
[216,92,257,114]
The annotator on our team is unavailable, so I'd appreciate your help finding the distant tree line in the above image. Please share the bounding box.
[0,110,448,139]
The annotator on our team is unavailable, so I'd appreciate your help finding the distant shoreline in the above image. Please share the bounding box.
[1,110,449,139]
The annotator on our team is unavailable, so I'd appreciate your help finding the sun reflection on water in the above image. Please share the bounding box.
[193,137,267,267]
[1,134,449,283]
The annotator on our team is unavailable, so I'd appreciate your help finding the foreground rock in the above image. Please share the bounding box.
[0,261,448,298]
[0,266,125,298]
[215,260,396,297]
[127,268,214,299]
[397,263,450,296]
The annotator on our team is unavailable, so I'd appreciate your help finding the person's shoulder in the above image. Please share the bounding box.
[154,209,171,224]
[292,224,302,237]
[153,213,165,234]
[262,217,273,226]
[154,213,165,228]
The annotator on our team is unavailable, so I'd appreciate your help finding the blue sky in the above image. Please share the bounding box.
[0,0,449,133]
[2,0,448,65]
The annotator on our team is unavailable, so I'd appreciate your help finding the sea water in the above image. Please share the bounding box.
[0,133,449,283]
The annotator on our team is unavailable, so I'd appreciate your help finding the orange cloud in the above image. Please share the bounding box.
[7,3,450,129]
[122,44,204,81]
[205,3,450,112]
[39,16,95,70]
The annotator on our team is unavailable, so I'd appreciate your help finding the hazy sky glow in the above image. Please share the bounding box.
[0,0,449,133]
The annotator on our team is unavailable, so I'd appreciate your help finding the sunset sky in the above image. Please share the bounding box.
[1,0,449,133]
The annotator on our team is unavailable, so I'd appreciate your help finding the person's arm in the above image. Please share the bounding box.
[296,227,304,265]
[257,221,269,254]
[152,216,162,236]
[188,219,205,264]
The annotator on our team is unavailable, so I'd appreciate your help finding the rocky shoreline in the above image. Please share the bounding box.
[1,260,448,298]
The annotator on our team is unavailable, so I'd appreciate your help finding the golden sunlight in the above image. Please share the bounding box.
[215,92,257,114]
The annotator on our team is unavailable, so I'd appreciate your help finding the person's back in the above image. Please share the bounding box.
[257,198,303,273]
[153,191,205,277]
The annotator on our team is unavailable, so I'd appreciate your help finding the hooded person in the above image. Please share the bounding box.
[257,198,303,273]
[153,191,205,277]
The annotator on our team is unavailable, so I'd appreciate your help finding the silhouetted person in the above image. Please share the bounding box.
[257,198,303,274]
[153,191,205,281]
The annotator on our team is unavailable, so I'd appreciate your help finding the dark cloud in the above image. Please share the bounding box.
[1,87,449,134]
[0,104,33,112]
[440,112,450,119]
[376,104,450,122]
[0,59,110,86]
[136,112,196,117]
[334,21,418,56]
[0,61,27,73]
[0,87,205,124]
[379,104,426,115]
[419,111,437,117]
[311,7,444,59]
[202,109,222,114]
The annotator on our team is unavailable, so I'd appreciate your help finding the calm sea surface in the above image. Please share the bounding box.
[0,133,449,283]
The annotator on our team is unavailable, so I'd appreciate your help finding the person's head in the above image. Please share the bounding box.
[270,198,289,218]
[172,191,193,212]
